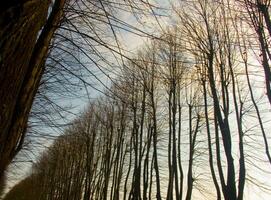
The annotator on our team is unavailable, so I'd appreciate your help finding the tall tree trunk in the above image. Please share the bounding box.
[202,78,221,200]
[0,0,58,182]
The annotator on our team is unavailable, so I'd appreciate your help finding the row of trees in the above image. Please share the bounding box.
[4,0,271,199]
[0,0,154,185]
[2,0,271,199]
